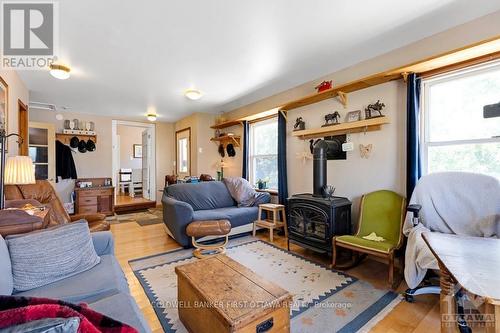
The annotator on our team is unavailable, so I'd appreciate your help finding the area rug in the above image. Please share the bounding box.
[129,237,401,333]
[106,208,163,226]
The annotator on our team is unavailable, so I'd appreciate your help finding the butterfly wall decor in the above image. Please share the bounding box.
[359,144,373,158]
[296,150,312,164]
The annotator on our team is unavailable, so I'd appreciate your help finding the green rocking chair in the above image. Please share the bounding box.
[332,190,406,288]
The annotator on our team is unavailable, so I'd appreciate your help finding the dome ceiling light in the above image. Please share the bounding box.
[49,64,71,80]
[184,88,203,100]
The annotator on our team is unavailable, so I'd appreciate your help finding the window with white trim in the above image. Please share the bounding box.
[249,117,278,189]
[421,61,500,179]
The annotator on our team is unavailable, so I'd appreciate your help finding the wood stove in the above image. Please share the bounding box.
[286,139,352,255]
[287,194,351,255]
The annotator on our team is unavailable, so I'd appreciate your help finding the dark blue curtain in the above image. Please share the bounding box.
[241,121,249,179]
[278,111,288,205]
[407,73,422,199]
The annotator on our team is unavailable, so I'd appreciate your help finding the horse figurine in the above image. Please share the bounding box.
[294,117,305,131]
[365,100,385,119]
[323,111,341,127]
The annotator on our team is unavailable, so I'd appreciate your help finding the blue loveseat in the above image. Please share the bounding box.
[162,181,271,247]
[0,231,150,333]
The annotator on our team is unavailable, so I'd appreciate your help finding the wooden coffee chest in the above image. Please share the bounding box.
[175,255,292,333]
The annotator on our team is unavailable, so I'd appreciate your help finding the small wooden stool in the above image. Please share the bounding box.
[253,203,287,242]
[186,220,231,259]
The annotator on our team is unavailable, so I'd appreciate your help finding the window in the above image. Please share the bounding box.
[178,138,188,173]
[249,117,278,189]
[421,61,500,179]
[176,128,190,176]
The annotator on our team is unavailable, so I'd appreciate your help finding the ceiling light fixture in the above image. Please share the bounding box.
[147,113,157,122]
[49,64,71,80]
[184,88,203,100]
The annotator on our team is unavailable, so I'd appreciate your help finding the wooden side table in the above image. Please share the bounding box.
[253,203,287,242]
[0,208,50,237]
[422,232,500,333]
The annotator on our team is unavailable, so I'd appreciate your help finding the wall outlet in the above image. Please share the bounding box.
[198,147,203,153]
[342,142,354,152]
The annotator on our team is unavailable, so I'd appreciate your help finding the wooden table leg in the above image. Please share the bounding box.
[281,207,288,238]
[270,209,276,242]
[439,264,457,333]
[485,301,500,333]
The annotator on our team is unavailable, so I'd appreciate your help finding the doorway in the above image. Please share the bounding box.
[111,120,156,212]
[175,127,191,179]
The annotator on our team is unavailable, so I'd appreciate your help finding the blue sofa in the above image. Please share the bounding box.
[0,231,150,333]
[162,181,271,247]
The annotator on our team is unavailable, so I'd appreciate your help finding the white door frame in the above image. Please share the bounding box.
[111,120,156,202]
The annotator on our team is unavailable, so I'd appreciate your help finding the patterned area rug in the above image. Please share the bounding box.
[129,237,401,333]
[106,208,163,226]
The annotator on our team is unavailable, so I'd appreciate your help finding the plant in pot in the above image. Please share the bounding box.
[256,177,270,190]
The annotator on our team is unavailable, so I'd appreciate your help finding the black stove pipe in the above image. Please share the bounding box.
[313,140,328,197]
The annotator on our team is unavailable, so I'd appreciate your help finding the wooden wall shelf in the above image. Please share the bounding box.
[292,117,390,140]
[56,133,97,145]
[280,73,401,112]
[210,120,243,129]
[211,135,241,147]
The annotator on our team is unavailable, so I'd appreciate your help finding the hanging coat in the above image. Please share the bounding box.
[56,140,78,181]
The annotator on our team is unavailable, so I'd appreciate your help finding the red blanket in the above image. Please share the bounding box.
[0,295,138,333]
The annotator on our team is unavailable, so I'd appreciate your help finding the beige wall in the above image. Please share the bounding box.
[30,109,114,178]
[155,121,175,199]
[29,109,175,203]
[0,70,30,156]
[288,81,406,220]
[193,11,500,218]
[117,124,143,170]
[174,112,222,177]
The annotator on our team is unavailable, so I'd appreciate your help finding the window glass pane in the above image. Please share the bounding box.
[428,66,500,142]
[29,128,48,145]
[252,120,277,155]
[34,164,48,180]
[428,142,500,179]
[178,138,188,173]
[29,146,48,163]
[253,156,278,189]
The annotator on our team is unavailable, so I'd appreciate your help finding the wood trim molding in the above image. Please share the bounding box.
[0,75,9,139]
[18,99,28,155]
[248,114,277,124]
[420,50,500,78]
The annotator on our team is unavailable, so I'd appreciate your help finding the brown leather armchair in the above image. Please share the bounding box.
[5,180,110,232]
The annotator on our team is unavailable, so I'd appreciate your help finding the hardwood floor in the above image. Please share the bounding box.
[111,222,444,333]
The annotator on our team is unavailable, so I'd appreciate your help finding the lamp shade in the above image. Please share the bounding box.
[4,156,36,184]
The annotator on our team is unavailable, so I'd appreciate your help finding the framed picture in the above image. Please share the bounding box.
[346,110,361,122]
[0,76,8,151]
[133,144,142,158]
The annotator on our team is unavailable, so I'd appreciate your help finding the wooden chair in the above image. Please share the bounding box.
[165,174,177,187]
[332,190,406,288]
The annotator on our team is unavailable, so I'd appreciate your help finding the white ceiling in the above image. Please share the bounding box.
[19,0,500,122]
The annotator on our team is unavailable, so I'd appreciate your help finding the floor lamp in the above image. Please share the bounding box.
[0,131,35,209]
